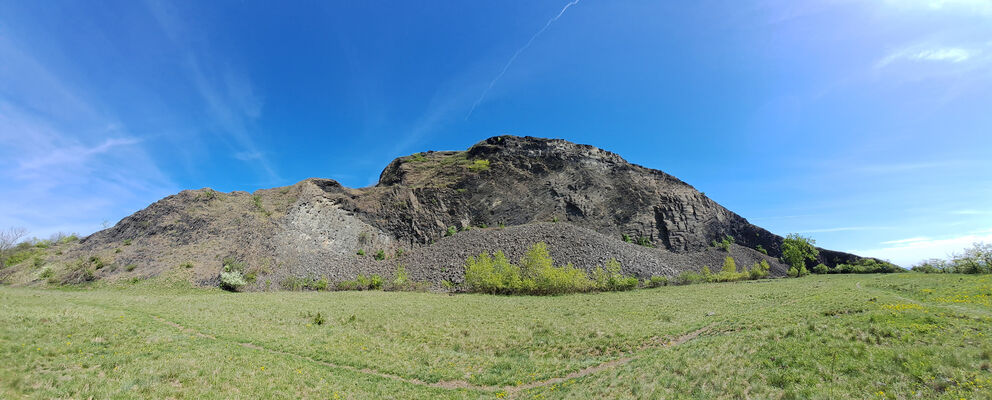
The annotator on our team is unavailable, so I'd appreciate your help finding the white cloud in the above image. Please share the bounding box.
[881,236,931,244]
[851,230,992,266]
[884,0,992,15]
[796,226,891,233]
[876,46,982,68]
[910,47,973,62]
[0,36,176,238]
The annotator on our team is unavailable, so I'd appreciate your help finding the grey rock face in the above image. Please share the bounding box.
[59,135,865,289]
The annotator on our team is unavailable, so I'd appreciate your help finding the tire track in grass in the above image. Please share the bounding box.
[142,309,716,394]
[68,285,798,395]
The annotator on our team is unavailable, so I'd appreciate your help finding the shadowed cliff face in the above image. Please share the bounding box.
[356,136,789,256]
[43,135,866,289]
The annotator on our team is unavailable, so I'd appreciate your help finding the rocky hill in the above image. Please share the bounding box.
[4,136,870,289]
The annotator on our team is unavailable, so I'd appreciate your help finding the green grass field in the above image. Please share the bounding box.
[1,274,990,399]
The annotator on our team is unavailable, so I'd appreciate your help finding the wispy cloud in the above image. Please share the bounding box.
[145,0,278,183]
[466,0,582,119]
[852,229,992,266]
[795,226,892,233]
[876,45,983,69]
[880,236,931,245]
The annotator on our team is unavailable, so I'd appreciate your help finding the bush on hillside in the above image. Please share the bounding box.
[463,242,638,295]
[220,270,247,291]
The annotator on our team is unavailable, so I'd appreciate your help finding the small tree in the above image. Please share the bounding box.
[0,227,28,269]
[781,234,819,276]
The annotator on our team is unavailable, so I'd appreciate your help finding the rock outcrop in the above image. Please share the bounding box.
[21,136,869,289]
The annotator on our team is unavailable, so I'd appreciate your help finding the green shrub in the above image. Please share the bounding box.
[89,256,105,270]
[125,264,137,272]
[812,263,829,274]
[635,236,655,248]
[468,159,491,172]
[357,249,366,256]
[445,226,457,237]
[701,266,715,282]
[756,244,768,255]
[835,258,902,274]
[648,275,668,287]
[114,248,122,254]
[181,262,194,269]
[58,261,96,285]
[716,256,749,282]
[220,270,247,291]
[622,234,633,243]
[712,235,735,252]
[369,274,383,290]
[395,248,405,257]
[389,265,411,291]
[251,195,271,217]
[123,239,132,246]
[676,271,704,285]
[374,250,386,261]
[787,266,799,278]
[39,267,54,279]
[592,259,638,291]
[750,260,771,279]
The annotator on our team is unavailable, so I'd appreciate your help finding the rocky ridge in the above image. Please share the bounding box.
[7,136,870,289]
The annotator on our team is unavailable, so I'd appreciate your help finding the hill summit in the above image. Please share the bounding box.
[15,136,868,289]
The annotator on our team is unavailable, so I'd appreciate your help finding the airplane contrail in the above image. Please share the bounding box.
[465,0,582,119]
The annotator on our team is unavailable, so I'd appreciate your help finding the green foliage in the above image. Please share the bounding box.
[712,235,735,252]
[57,260,96,285]
[181,262,194,269]
[251,195,272,217]
[782,234,818,274]
[39,267,54,279]
[621,233,633,243]
[812,263,829,274]
[395,248,404,257]
[407,152,428,163]
[676,271,705,285]
[307,311,326,326]
[635,236,655,248]
[787,266,799,278]
[479,223,488,229]
[342,274,385,291]
[467,159,490,172]
[374,250,386,261]
[648,275,668,287]
[282,276,329,291]
[592,259,638,291]
[125,264,137,272]
[750,260,771,279]
[389,265,411,291]
[220,271,247,291]
[123,239,132,246]
[756,244,768,255]
[356,249,366,256]
[89,256,105,270]
[464,243,639,295]
[715,256,749,282]
[701,266,714,282]
[834,258,902,274]
[5,248,40,266]
[445,226,457,237]
[59,234,80,244]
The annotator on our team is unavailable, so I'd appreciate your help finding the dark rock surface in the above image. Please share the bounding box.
[50,136,869,289]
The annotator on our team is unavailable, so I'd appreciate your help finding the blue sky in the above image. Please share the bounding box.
[1,0,990,266]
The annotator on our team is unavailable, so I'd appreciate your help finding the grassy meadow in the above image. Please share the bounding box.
[1,273,991,399]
